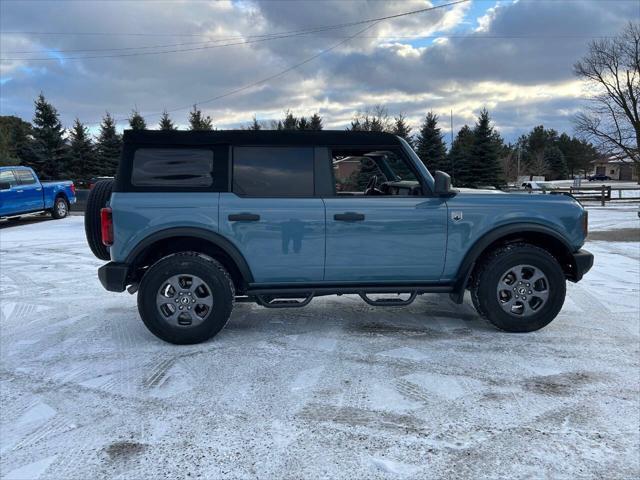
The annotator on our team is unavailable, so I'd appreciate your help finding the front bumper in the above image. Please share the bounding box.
[98,262,130,292]
[571,249,594,282]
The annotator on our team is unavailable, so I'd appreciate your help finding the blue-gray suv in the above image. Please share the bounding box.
[85,130,593,344]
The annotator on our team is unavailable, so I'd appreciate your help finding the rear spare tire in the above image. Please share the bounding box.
[84,179,113,260]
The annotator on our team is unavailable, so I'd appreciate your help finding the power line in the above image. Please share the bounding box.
[1,0,470,61]
[1,0,469,37]
[1,29,351,61]
[86,0,467,125]
[3,33,619,55]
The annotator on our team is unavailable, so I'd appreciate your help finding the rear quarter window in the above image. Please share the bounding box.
[232,146,314,197]
[15,169,36,185]
[132,148,214,187]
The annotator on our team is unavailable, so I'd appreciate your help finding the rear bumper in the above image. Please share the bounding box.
[571,249,594,282]
[98,262,129,292]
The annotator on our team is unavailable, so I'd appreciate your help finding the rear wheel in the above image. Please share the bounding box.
[51,196,69,219]
[84,180,113,260]
[471,243,566,332]
[137,253,235,344]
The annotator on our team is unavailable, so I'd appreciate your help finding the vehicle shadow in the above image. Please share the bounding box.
[0,214,55,229]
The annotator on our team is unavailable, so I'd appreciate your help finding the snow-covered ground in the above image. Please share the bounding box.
[0,208,638,479]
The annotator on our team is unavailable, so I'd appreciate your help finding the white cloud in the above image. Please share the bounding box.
[0,0,637,141]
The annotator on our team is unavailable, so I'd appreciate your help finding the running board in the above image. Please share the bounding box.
[256,294,314,309]
[359,291,417,307]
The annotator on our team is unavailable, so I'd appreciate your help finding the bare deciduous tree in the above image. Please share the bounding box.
[574,23,640,168]
[528,151,550,177]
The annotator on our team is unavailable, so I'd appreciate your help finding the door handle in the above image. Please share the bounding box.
[16,190,23,193]
[228,213,260,222]
[334,212,365,222]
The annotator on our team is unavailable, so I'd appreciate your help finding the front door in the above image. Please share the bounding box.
[14,169,42,212]
[323,148,448,282]
[0,170,20,216]
[218,146,325,284]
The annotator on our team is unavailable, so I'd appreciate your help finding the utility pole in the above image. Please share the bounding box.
[516,146,521,181]
[450,109,454,183]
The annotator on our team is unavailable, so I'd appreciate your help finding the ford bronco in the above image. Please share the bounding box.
[85,130,593,344]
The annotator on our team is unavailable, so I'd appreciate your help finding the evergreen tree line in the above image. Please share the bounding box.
[0,96,325,181]
[0,94,598,186]
[346,105,599,187]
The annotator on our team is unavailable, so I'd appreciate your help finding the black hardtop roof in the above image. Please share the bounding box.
[123,129,403,147]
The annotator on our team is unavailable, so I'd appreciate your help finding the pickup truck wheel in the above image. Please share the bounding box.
[137,253,235,345]
[51,196,69,219]
[471,243,566,332]
[84,180,113,260]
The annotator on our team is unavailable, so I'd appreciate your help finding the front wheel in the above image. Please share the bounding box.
[471,243,566,332]
[51,197,69,219]
[137,253,235,344]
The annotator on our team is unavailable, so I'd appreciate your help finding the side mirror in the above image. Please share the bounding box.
[434,171,454,196]
[0,181,12,190]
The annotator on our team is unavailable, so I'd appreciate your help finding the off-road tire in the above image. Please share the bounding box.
[470,243,566,332]
[137,253,235,344]
[84,180,113,260]
[51,196,69,219]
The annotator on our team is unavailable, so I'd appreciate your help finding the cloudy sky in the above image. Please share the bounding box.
[1,0,638,142]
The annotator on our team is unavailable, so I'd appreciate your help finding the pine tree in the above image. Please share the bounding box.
[188,105,213,131]
[27,93,67,179]
[415,112,448,173]
[392,114,413,146]
[469,109,503,187]
[67,119,96,180]
[0,116,32,166]
[297,117,309,130]
[544,145,568,180]
[128,110,147,130]
[309,113,323,130]
[95,113,122,176]
[247,115,262,131]
[448,125,474,186]
[158,111,177,131]
[282,110,298,130]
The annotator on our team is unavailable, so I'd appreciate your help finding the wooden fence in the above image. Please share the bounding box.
[504,185,640,206]
[567,186,640,206]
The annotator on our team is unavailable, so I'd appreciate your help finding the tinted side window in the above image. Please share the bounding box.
[132,148,213,187]
[0,170,18,187]
[233,147,314,197]
[15,170,36,185]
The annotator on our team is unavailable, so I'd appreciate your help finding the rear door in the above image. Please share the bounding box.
[323,147,448,282]
[13,169,43,212]
[218,146,325,284]
[0,170,21,216]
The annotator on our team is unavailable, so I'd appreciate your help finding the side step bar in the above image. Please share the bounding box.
[359,291,417,307]
[245,283,454,309]
[256,294,314,309]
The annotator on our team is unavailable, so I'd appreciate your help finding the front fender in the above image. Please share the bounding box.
[448,222,574,304]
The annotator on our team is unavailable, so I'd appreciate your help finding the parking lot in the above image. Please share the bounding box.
[1,207,638,479]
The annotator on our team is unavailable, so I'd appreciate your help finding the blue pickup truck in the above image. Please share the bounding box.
[0,166,76,219]
[84,130,593,345]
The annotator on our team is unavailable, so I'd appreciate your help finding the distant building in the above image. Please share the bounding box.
[590,157,638,181]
